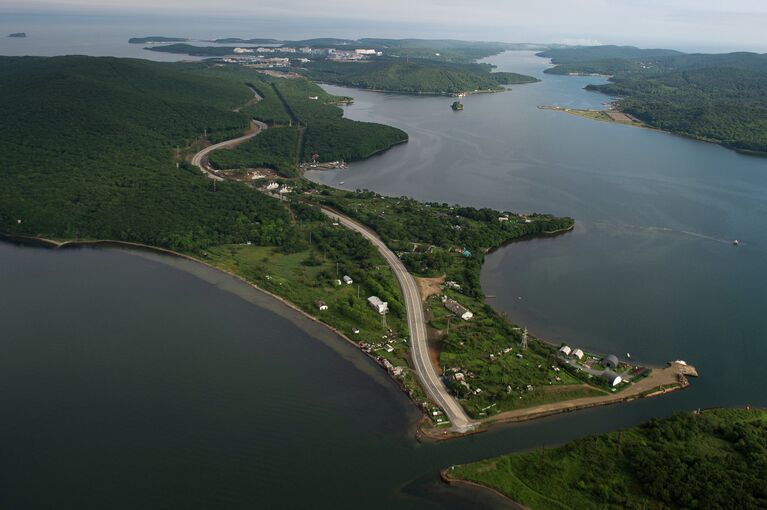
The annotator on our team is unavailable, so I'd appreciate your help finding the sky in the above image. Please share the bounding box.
[3,0,767,52]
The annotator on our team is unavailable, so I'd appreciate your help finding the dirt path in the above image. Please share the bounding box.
[483,362,694,426]
[415,275,445,302]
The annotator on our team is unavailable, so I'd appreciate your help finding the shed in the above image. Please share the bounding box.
[572,348,584,360]
[559,345,572,356]
[315,300,328,311]
[443,298,473,321]
[601,370,622,387]
[602,354,619,369]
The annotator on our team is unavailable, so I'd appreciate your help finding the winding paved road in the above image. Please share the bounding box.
[190,103,474,432]
[191,120,268,180]
[321,208,475,432]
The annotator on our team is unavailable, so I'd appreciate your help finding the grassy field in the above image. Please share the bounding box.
[200,204,440,413]
[449,408,767,509]
[311,189,601,418]
[206,242,405,341]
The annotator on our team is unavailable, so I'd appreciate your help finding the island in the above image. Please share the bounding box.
[445,407,767,509]
[0,53,697,437]
[129,36,187,44]
[8,32,26,38]
[537,45,767,154]
[211,38,282,45]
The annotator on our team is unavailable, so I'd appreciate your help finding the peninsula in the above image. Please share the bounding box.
[538,45,767,154]
[0,53,696,436]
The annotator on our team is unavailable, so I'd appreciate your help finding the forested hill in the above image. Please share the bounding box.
[538,46,767,153]
[538,45,683,64]
[0,56,293,251]
[301,58,539,95]
[0,56,409,251]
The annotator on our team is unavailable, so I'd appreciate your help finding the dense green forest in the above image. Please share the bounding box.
[208,126,300,177]
[538,46,767,152]
[451,408,767,509]
[539,45,683,65]
[0,56,300,251]
[0,56,410,250]
[269,77,409,162]
[195,69,408,165]
[302,57,538,95]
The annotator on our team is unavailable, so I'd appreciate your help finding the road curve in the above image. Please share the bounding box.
[189,101,474,432]
[191,119,268,180]
[321,208,475,432]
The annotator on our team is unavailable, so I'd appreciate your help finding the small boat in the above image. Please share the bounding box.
[339,181,345,185]
[733,239,739,246]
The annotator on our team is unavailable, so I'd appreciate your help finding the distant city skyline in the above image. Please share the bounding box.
[3,0,767,53]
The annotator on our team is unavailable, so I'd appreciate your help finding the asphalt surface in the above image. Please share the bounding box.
[190,120,268,180]
[321,208,475,432]
[190,109,474,432]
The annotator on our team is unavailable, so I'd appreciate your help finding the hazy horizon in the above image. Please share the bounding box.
[2,0,767,54]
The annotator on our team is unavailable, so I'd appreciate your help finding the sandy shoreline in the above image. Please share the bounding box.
[0,233,429,419]
[440,469,529,510]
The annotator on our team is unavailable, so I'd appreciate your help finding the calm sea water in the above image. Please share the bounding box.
[310,50,767,413]
[0,242,676,509]
[3,19,767,507]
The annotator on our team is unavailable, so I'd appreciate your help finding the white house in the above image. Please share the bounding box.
[559,345,572,356]
[443,297,473,321]
[265,181,279,191]
[572,348,585,360]
[343,275,353,285]
[315,300,328,311]
[368,296,388,314]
